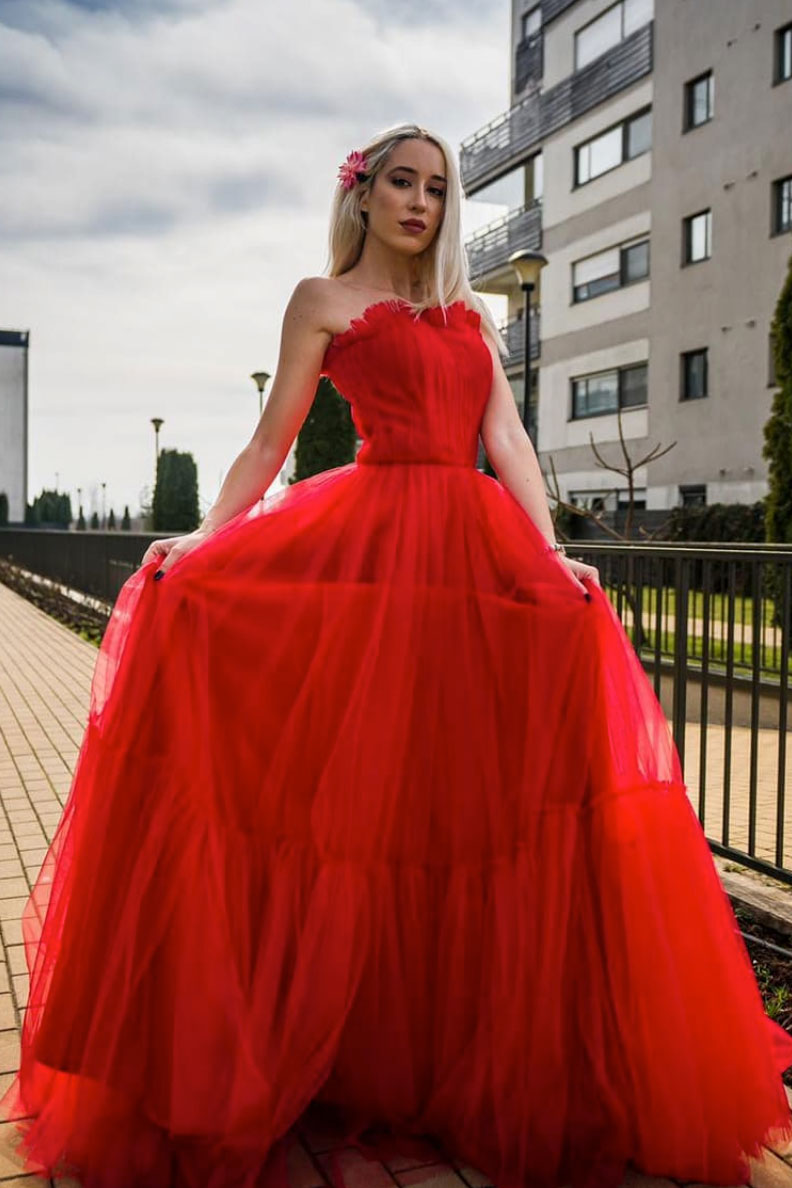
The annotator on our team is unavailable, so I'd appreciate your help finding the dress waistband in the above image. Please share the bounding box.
[357,459,477,470]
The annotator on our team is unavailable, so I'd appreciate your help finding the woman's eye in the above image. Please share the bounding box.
[393,178,445,199]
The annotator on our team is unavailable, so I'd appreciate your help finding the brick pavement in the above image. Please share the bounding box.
[0,579,790,1188]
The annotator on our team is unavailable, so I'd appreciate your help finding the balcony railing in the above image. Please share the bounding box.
[499,310,541,368]
[461,21,654,194]
[465,201,542,284]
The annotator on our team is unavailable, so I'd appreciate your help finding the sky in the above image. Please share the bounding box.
[0,0,511,522]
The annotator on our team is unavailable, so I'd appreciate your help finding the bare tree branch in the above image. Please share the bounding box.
[543,403,678,543]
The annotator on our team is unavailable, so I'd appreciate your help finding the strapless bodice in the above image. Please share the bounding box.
[320,299,493,468]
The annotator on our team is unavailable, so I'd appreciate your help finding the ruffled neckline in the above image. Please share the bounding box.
[326,298,482,354]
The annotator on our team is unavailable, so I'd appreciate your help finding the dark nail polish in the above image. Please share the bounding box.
[584,591,591,601]
[154,570,163,581]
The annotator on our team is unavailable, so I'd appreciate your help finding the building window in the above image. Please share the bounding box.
[569,490,617,512]
[620,363,648,408]
[617,488,646,510]
[522,4,541,39]
[530,151,544,202]
[626,109,652,158]
[681,349,708,400]
[682,210,712,263]
[572,238,649,302]
[574,0,653,71]
[772,175,792,234]
[679,484,707,506]
[623,239,650,282]
[683,71,713,130]
[571,362,648,419]
[775,22,792,84]
[574,108,652,186]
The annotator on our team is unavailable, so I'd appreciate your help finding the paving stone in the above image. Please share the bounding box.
[316,1147,396,1188]
[9,829,43,844]
[0,1120,47,1180]
[6,950,26,978]
[386,1152,447,1175]
[0,901,30,923]
[0,1032,20,1076]
[11,977,28,1012]
[748,1149,792,1187]
[0,998,16,1031]
[0,1075,29,1124]
[0,1176,50,1186]
[0,920,23,947]
[452,1163,494,1188]
[618,1171,679,1188]
[394,1164,467,1187]
[280,1137,329,1188]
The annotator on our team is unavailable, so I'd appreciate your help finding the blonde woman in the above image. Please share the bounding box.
[3,123,791,1188]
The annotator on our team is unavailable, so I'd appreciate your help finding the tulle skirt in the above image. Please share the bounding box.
[2,459,791,1188]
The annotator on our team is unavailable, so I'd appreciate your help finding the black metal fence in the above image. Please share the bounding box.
[2,529,791,883]
[0,527,166,603]
[570,541,792,885]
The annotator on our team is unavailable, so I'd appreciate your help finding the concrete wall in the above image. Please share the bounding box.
[0,336,28,523]
[504,0,792,509]
[645,0,792,507]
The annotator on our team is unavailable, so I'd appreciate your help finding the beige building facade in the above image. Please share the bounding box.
[461,0,792,514]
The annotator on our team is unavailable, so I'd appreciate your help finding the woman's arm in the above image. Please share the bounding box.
[478,324,558,547]
[198,277,332,533]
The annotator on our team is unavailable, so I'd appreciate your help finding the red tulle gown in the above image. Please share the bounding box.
[2,297,791,1188]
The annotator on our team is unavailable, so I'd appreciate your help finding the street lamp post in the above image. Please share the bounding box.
[250,373,271,506]
[150,418,164,532]
[101,481,106,530]
[250,371,271,419]
[508,250,547,449]
[151,417,164,469]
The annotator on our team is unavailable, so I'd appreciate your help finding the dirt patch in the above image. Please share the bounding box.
[735,904,792,1086]
[0,558,108,646]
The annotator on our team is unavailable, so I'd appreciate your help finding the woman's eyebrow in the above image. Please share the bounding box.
[388,166,447,184]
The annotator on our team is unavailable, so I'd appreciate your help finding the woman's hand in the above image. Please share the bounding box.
[140,528,212,579]
[559,553,600,596]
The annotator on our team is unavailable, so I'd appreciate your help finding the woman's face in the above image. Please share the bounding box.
[360,138,447,255]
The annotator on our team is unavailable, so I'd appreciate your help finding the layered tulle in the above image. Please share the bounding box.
[2,298,791,1188]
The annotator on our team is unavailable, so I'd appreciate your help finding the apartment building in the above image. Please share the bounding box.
[461,0,792,514]
[0,330,29,524]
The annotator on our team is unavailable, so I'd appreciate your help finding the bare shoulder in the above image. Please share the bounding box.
[282,276,334,338]
[286,275,361,338]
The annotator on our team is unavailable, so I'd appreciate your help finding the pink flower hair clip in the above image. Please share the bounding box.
[337,149,369,191]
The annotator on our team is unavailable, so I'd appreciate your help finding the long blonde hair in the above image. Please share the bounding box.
[323,122,509,358]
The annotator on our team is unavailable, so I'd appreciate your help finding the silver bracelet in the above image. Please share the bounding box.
[545,541,567,556]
